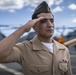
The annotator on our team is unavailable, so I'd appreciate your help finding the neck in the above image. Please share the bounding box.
[37,35,53,43]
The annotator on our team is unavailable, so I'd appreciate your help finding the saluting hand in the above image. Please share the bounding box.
[23,17,44,32]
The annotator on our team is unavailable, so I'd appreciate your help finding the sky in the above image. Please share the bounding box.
[0,0,76,37]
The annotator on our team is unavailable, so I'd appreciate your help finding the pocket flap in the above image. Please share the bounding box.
[59,63,68,72]
[29,65,49,73]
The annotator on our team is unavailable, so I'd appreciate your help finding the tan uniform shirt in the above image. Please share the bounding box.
[8,36,72,75]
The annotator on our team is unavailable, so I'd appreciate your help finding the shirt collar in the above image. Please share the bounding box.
[31,35,65,52]
[31,35,51,52]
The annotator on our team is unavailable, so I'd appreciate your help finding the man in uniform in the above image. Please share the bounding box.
[0,1,72,75]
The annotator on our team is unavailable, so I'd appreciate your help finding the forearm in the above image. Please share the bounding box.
[0,26,25,59]
[0,17,44,59]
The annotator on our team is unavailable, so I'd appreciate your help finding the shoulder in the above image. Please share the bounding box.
[15,40,32,51]
[54,40,69,52]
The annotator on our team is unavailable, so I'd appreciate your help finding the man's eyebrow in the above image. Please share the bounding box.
[37,16,54,21]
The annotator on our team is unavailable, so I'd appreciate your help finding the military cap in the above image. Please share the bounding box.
[32,1,51,19]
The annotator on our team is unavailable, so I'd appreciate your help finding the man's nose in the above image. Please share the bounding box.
[47,20,53,27]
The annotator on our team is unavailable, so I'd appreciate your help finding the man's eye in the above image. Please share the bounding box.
[40,19,47,23]
[50,19,54,23]
[40,18,54,23]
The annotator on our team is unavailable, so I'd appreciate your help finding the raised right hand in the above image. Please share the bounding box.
[23,17,44,32]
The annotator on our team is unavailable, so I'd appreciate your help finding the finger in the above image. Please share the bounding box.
[32,17,44,26]
[31,17,44,28]
[35,17,44,22]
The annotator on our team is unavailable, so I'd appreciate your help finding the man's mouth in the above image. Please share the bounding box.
[46,29,53,32]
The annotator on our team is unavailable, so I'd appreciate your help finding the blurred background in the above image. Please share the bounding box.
[0,0,76,75]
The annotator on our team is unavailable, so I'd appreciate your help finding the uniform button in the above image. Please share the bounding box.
[64,68,66,71]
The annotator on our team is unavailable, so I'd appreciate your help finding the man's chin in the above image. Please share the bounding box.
[46,34,53,37]
[44,35,53,38]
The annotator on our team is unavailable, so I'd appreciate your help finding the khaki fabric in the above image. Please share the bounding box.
[9,36,72,75]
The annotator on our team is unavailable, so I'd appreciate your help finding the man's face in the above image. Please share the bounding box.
[34,13,54,38]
